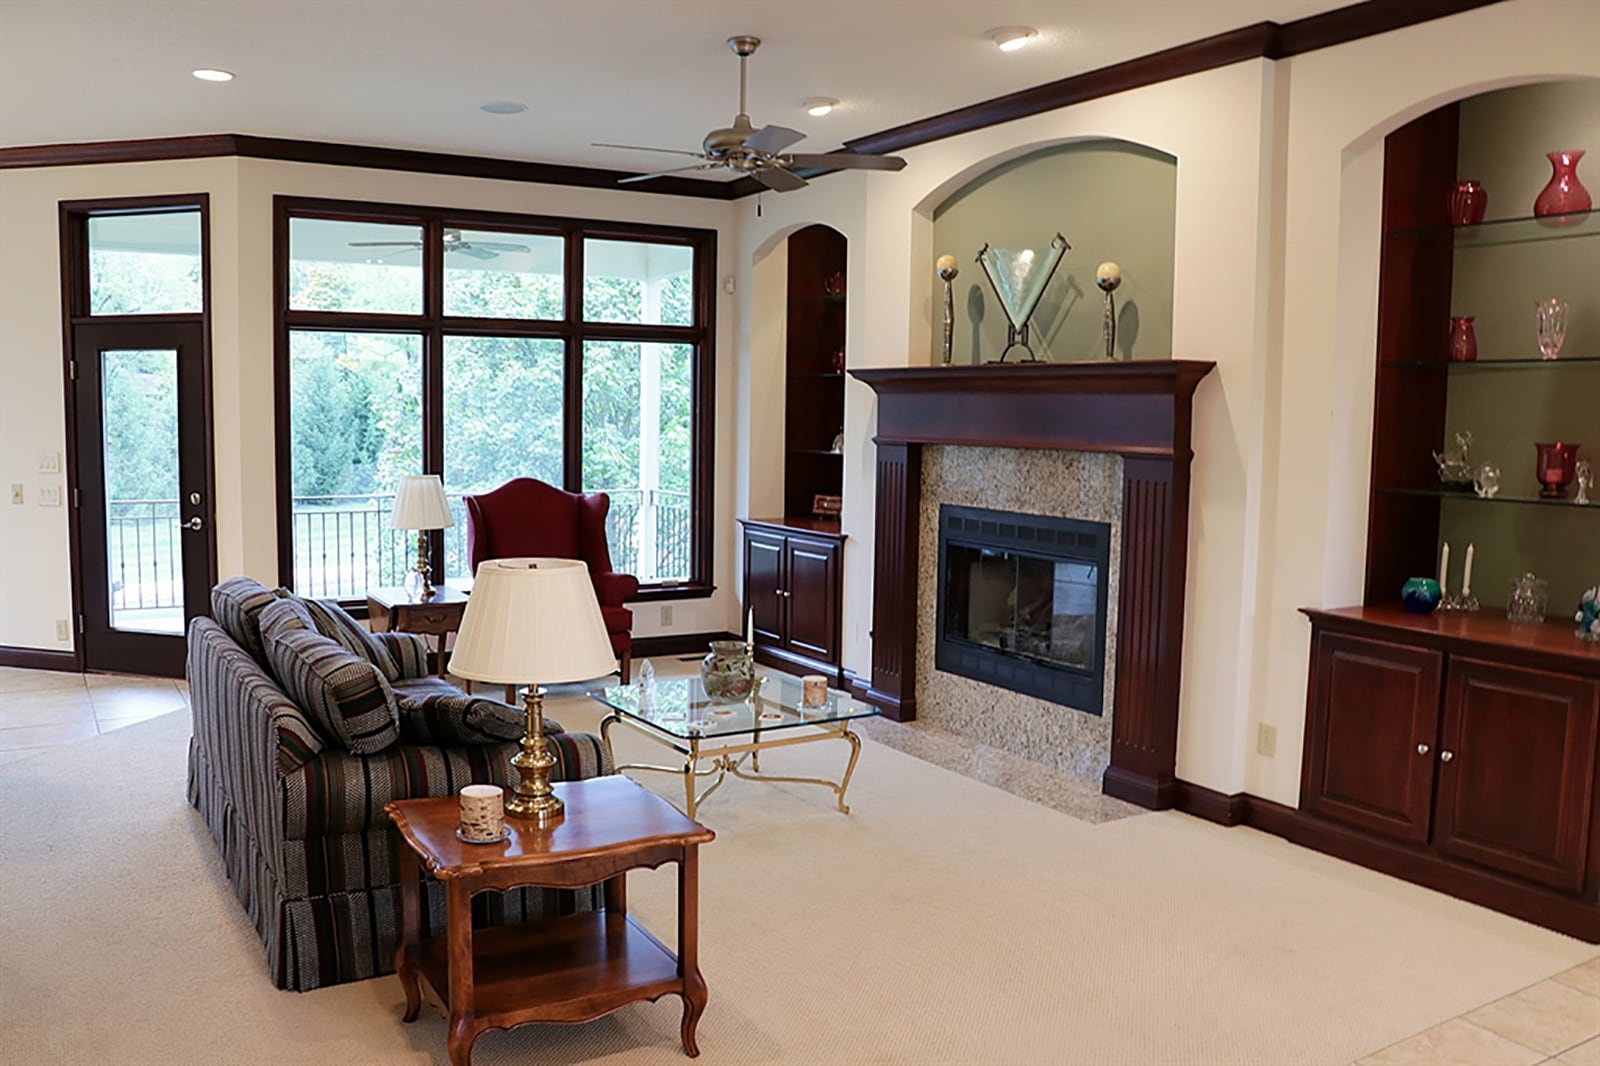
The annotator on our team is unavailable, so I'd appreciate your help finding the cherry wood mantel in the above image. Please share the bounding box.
[850,361,1215,810]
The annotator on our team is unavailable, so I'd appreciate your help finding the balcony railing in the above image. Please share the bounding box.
[107,499,183,613]
[287,488,691,600]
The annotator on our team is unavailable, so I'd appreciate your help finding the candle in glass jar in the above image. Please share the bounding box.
[802,674,828,708]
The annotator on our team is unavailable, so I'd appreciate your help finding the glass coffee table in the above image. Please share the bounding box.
[588,673,879,817]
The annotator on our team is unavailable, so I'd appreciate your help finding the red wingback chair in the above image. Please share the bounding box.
[463,478,639,683]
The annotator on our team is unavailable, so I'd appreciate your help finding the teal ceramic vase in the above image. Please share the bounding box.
[700,640,756,704]
[1401,577,1442,614]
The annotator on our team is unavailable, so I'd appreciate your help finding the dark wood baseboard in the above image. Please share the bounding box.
[1102,765,1180,811]
[631,632,739,659]
[0,646,80,672]
[1170,781,1600,943]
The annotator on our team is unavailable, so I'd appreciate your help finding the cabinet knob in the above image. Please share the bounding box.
[1416,743,1430,755]
[1440,750,1455,763]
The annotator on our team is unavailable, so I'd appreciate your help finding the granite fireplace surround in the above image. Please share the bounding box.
[852,362,1214,809]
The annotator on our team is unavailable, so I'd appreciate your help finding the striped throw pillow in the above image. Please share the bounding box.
[268,629,400,754]
[391,677,564,745]
[301,598,402,682]
[259,596,317,646]
[210,577,286,666]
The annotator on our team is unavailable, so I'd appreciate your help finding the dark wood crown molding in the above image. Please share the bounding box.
[0,0,1511,198]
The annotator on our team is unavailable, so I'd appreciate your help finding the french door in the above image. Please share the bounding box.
[72,320,214,676]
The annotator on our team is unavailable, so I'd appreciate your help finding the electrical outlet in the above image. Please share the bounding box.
[37,452,60,474]
[659,605,673,626]
[10,484,22,505]
[55,619,70,642]
[38,486,61,507]
[1257,722,1278,758]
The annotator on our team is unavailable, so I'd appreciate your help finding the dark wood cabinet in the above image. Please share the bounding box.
[1435,657,1599,892]
[1300,607,1600,942]
[1304,632,1442,844]
[739,518,844,684]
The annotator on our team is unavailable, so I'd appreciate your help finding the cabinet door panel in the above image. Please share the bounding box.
[1303,632,1442,844]
[784,537,840,664]
[1435,658,1599,892]
[744,530,787,646]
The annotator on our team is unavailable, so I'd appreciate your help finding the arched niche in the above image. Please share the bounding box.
[914,138,1177,366]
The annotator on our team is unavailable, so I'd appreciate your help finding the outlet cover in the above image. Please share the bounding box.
[38,486,61,507]
[10,484,22,505]
[1257,722,1278,758]
[660,605,673,626]
[55,619,70,642]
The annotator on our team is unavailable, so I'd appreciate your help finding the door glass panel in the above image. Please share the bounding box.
[582,339,694,583]
[87,211,202,315]
[441,335,564,580]
[583,239,694,325]
[288,218,424,314]
[444,230,565,319]
[287,331,423,599]
[101,349,184,634]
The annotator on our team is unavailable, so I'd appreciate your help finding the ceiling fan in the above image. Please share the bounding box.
[347,228,531,261]
[595,35,907,192]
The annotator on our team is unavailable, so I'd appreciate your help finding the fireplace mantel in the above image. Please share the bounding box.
[850,359,1216,810]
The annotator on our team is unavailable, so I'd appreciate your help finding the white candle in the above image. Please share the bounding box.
[745,606,754,649]
[1439,542,1450,595]
[1463,543,1474,597]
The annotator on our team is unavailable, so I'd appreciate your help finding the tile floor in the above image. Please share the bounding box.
[1,664,1597,1065]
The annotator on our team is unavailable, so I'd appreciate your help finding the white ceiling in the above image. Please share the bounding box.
[4,0,1353,181]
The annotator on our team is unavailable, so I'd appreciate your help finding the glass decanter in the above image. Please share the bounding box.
[1536,298,1569,361]
[1506,572,1548,624]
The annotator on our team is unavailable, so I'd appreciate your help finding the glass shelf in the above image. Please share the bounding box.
[789,448,844,457]
[1379,355,1600,369]
[1376,486,1597,509]
[1387,208,1599,246]
[788,371,844,380]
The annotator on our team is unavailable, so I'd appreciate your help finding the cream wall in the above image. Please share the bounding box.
[733,0,1598,802]
[0,157,738,651]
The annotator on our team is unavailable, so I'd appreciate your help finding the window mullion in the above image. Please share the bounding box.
[563,231,584,495]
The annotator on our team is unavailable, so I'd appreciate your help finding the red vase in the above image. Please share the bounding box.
[1533,150,1592,219]
[1448,316,1477,362]
[1449,180,1487,225]
[1535,442,1580,499]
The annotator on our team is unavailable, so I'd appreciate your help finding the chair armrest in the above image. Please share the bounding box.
[591,571,639,606]
[371,631,431,679]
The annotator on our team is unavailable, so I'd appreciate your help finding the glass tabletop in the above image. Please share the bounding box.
[587,673,880,740]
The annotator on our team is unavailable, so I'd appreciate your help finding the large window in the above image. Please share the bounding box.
[275,198,715,602]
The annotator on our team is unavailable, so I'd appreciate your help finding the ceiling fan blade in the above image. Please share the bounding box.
[593,142,707,158]
[619,164,717,184]
[755,166,809,192]
[348,241,423,248]
[472,242,531,253]
[786,152,907,172]
[743,125,806,156]
[453,246,499,260]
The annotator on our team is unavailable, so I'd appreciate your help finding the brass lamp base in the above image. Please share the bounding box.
[506,685,563,825]
[414,531,437,601]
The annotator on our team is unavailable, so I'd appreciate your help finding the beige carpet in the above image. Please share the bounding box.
[1,691,1593,1066]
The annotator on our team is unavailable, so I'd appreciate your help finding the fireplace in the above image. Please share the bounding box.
[936,504,1109,713]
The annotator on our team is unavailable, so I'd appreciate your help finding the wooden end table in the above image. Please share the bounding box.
[367,584,469,678]
[385,776,715,1065]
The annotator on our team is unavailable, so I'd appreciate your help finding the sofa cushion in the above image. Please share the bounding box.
[300,598,402,682]
[210,577,285,666]
[259,596,317,646]
[391,677,563,745]
[267,629,400,754]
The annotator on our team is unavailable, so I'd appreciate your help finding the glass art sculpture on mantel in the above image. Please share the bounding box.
[1433,430,1475,491]
[936,254,959,365]
[975,232,1071,363]
[1536,298,1569,360]
[1096,261,1123,361]
[1473,462,1501,499]
[1507,572,1548,624]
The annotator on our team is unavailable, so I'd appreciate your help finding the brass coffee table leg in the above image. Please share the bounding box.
[835,725,864,814]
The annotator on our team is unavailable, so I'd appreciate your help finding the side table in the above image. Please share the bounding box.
[385,776,715,1065]
[367,584,468,679]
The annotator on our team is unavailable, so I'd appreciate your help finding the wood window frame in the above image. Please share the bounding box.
[271,195,717,606]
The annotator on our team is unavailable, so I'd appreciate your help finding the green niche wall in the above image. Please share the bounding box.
[929,139,1176,365]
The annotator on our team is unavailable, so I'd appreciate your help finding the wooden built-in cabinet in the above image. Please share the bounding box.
[1302,606,1600,940]
[740,518,844,685]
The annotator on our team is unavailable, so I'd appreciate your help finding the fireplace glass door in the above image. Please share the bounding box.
[944,547,1099,671]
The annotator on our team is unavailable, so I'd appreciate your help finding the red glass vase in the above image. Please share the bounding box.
[1448,316,1477,362]
[1535,442,1580,499]
[1449,180,1487,225]
[1533,150,1592,219]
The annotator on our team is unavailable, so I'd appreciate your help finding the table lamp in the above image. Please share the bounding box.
[390,475,454,600]
[447,558,617,824]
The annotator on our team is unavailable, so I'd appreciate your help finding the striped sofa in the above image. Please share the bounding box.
[186,578,614,991]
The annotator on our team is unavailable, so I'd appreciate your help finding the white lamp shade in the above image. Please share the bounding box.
[390,475,455,530]
[449,558,616,685]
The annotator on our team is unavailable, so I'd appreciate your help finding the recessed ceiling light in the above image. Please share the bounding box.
[986,27,1038,52]
[480,101,528,115]
[804,97,839,117]
[192,68,234,82]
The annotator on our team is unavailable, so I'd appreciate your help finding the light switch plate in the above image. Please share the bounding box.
[37,452,60,474]
[38,485,61,507]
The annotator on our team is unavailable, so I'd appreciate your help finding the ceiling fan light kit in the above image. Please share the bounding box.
[804,97,839,117]
[595,35,906,191]
[987,26,1039,52]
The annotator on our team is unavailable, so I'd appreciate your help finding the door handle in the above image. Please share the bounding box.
[184,516,204,531]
